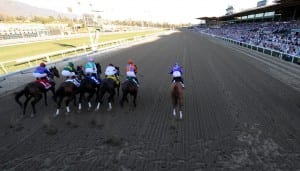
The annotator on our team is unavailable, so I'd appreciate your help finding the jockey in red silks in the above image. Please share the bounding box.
[170,63,184,88]
[126,59,139,87]
[33,62,52,89]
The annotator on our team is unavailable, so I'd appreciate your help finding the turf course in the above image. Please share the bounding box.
[0,30,163,62]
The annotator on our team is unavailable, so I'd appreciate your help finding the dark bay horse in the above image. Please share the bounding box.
[120,78,138,107]
[78,63,102,111]
[14,66,60,117]
[171,77,184,119]
[96,66,120,111]
[53,67,83,116]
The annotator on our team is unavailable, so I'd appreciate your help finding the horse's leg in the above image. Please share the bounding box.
[96,89,104,111]
[120,90,128,107]
[95,86,101,110]
[117,85,120,96]
[87,90,95,111]
[133,93,137,107]
[44,91,48,106]
[73,94,77,107]
[50,86,55,99]
[78,90,85,111]
[171,93,177,117]
[23,96,32,116]
[65,97,71,114]
[179,89,184,119]
[31,95,42,117]
[55,95,63,117]
[107,90,115,111]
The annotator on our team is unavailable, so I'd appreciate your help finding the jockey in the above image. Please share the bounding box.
[61,62,76,78]
[170,63,184,88]
[33,62,52,89]
[62,62,80,87]
[126,59,139,87]
[85,57,100,85]
[105,63,120,86]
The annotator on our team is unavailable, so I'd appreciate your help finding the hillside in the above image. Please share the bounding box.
[0,0,68,17]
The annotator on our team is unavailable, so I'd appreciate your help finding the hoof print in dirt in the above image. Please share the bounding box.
[44,125,58,135]
[104,135,124,146]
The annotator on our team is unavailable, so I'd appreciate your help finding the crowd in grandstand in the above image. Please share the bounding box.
[198,21,300,57]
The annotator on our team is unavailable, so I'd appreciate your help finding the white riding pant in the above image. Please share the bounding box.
[61,70,75,77]
[85,68,97,74]
[33,72,47,78]
[126,71,136,77]
[172,71,181,77]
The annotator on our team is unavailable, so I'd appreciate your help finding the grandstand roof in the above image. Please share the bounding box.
[198,0,300,22]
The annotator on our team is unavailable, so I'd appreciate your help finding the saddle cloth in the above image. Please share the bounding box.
[126,77,138,87]
[36,80,51,89]
[107,75,120,85]
[65,79,81,87]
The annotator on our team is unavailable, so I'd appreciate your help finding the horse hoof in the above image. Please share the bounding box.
[107,108,112,111]
[30,114,35,118]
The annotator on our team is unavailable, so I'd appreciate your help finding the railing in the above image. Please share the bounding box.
[201,32,300,65]
[0,35,149,76]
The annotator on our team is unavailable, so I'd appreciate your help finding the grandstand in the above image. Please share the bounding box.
[196,0,300,64]
[0,23,70,40]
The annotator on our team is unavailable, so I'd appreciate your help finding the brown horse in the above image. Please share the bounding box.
[53,66,82,116]
[96,66,120,111]
[14,66,60,117]
[120,78,138,107]
[171,77,184,119]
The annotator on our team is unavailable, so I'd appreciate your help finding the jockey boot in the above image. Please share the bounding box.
[181,82,185,89]
[91,76,100,85]
[134,78,139,88]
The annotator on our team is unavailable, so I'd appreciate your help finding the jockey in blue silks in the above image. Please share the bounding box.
[170,63,184,88]
[33,62,53,89]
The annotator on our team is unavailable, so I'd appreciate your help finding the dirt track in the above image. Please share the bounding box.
[1,30,300,170]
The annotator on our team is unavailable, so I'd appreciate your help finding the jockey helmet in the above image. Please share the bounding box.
[68,62,74,67]
[40,62,46,67]
[88,57,94,62]
[109,63,114,66]
[174,63,179,67]
[128,59,133,64]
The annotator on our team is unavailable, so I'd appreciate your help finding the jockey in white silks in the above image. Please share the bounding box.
[105,64,120,85]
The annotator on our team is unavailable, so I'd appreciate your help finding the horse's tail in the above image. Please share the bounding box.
[15,89,26,107]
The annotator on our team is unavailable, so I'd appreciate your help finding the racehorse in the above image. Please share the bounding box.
[120,78,138,107]
[171,77,184,119]
[78,63,102,111]
[53,66,83,116]
[14,66,60,117]
[95,66,120,111]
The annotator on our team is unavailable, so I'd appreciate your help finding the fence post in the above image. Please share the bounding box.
[46,55,51,62]
[0,63,8,74]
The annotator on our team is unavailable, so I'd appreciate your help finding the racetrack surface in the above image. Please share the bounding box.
[1,30,300,170]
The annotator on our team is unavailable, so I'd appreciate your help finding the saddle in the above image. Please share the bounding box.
[36,79,51,89]
[65,78,81,87]
[87,76,101,85]
[107,75,120,85]
[126,77,138,87]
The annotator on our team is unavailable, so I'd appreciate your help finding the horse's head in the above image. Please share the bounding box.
[96,63,102,75]
[76,65,85,79]
[49,66,60,78]
[115,66,120,76]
